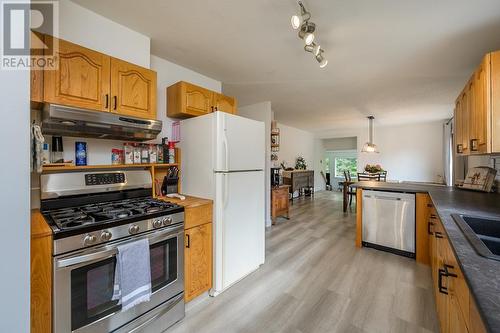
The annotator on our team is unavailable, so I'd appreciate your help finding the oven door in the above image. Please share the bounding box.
[53,224,184,333]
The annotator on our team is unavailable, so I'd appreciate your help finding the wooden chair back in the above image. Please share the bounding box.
[357,173,381,181]
[343,170,352,182]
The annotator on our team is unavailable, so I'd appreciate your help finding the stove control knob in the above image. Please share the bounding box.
[163,217,173,226]
[152,219,162,228]
[100,231,112,241]
[83,234,97,246]
[129,224,140,234]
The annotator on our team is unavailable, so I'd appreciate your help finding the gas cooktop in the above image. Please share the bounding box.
[43,197,183,232]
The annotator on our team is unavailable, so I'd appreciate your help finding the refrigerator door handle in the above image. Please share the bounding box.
[223,173,229,208]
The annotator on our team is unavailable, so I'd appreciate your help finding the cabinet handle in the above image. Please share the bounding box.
[427,203,433,208]
[185,234,190,248]
[211,106,214,112]
[113,96,117,110]
[470,139,478,152]
[435,231,444,239]
[457,144,463,154]
[430,214,437,219]
[438,268,448,295]
[444,264,458,278]
[428,221,435,235]
[105,94,109,109]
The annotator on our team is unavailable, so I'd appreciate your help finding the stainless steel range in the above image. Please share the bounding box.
[40,170,185,333]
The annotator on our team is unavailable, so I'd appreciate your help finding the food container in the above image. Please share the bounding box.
[141,144,149,163]
[133,144,141,164]
[149,144,157,163]
[75,141,87,166]
[111,149,124,165]
[124,143,134,164]
[157,144,164,163]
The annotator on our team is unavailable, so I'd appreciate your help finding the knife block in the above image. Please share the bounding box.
[161,176,179,195]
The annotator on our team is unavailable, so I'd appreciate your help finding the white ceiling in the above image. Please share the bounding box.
[73,0,500,133]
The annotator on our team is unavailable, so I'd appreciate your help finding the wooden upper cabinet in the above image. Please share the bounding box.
[110,58,157,119]
[167,81,213,118]
[43,35,111,112]
[167,81,237,118]
[471,55,490,154]
[30,31,44,105]
[212,92,237,114]
[491,51,500,153]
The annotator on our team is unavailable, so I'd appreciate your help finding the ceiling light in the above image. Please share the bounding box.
[291,1,327,68]
[305,43,321,56]
[361,116,379,153]
[304,32,315,45]
[290,1,311,30]
[315,53,328,68]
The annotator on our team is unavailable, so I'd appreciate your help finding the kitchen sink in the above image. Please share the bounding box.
[452,214,500,261]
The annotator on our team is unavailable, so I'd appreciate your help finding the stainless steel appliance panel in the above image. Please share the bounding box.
[362,190,416,254]
[53,225,184,333]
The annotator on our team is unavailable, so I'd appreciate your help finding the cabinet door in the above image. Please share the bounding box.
[446,244,470,331]
[184,223,212,302]
[470,298,487,333]
[435,222,449,333]
[44,36,111,111]
[213,93,237,114]
[472,55,490,154]
[184,82,213,116]
[491,51,500,153]
[449,295,469,333]
[30,31,44,105]
[110,58,157,119]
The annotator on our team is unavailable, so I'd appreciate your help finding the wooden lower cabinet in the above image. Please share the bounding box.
[271,185,290,224]
[427,208,487,333]
[184,222,212,302]
[31,211,52,333]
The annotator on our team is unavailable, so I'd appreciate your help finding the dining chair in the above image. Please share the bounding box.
[344,170,357,206]
[357,173,381,181]
[379,171,387,182]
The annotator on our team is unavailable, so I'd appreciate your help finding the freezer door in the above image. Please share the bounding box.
[214,112,265,172]
[213,171,265,293]
[362,190,415,253]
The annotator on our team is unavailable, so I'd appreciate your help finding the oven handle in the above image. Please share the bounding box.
[56,225,184,269]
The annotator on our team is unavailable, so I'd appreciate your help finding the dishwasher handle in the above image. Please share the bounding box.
[374,195,402,201]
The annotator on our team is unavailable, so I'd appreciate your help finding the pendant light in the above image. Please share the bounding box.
[361,116,379,153]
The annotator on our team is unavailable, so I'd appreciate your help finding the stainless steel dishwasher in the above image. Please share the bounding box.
[362,190,416,257]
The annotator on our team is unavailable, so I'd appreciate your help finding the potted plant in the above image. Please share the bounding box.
[295,156,307,170]
[364,164,384,174]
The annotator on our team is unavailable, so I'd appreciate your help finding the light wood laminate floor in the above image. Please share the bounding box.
[169,191,439,333]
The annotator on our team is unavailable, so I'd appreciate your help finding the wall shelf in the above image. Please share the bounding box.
[42,163,178,172]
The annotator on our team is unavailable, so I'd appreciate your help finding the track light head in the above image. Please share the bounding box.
[291,1,311,30]
[304,43,322,56]
[298,22,315,45]
[315,52,328,68]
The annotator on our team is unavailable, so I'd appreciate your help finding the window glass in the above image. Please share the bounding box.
[334,157,357,177]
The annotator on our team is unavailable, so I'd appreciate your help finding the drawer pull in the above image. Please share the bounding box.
[435,231,444,239]
[438,268,448,295]
[428,221,435,235]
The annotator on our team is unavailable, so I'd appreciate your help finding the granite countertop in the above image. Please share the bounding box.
[353,181,500,332]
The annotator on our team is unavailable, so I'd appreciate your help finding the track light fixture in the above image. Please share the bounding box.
[291,1,327,68]
[290,2,310,30]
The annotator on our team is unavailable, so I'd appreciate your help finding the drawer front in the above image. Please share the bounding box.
[184,203,213,229]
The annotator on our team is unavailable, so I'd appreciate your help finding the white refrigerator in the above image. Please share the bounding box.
[179,111,265,296]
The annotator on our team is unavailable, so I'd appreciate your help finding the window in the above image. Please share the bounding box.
[334,157,357,178]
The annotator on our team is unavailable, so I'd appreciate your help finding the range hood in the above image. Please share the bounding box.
[42,104,162,141]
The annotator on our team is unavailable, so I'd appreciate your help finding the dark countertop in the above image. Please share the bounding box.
[353,181,500,333]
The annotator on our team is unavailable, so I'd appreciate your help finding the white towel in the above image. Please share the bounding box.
[112,239,152,311]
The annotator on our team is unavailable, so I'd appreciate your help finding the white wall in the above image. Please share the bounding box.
[0,24,30,333]
[278,123,325,191]
[323,137,357,151]
[238,102,273,227]
[60,0,150,67]
[357,121,444,182]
